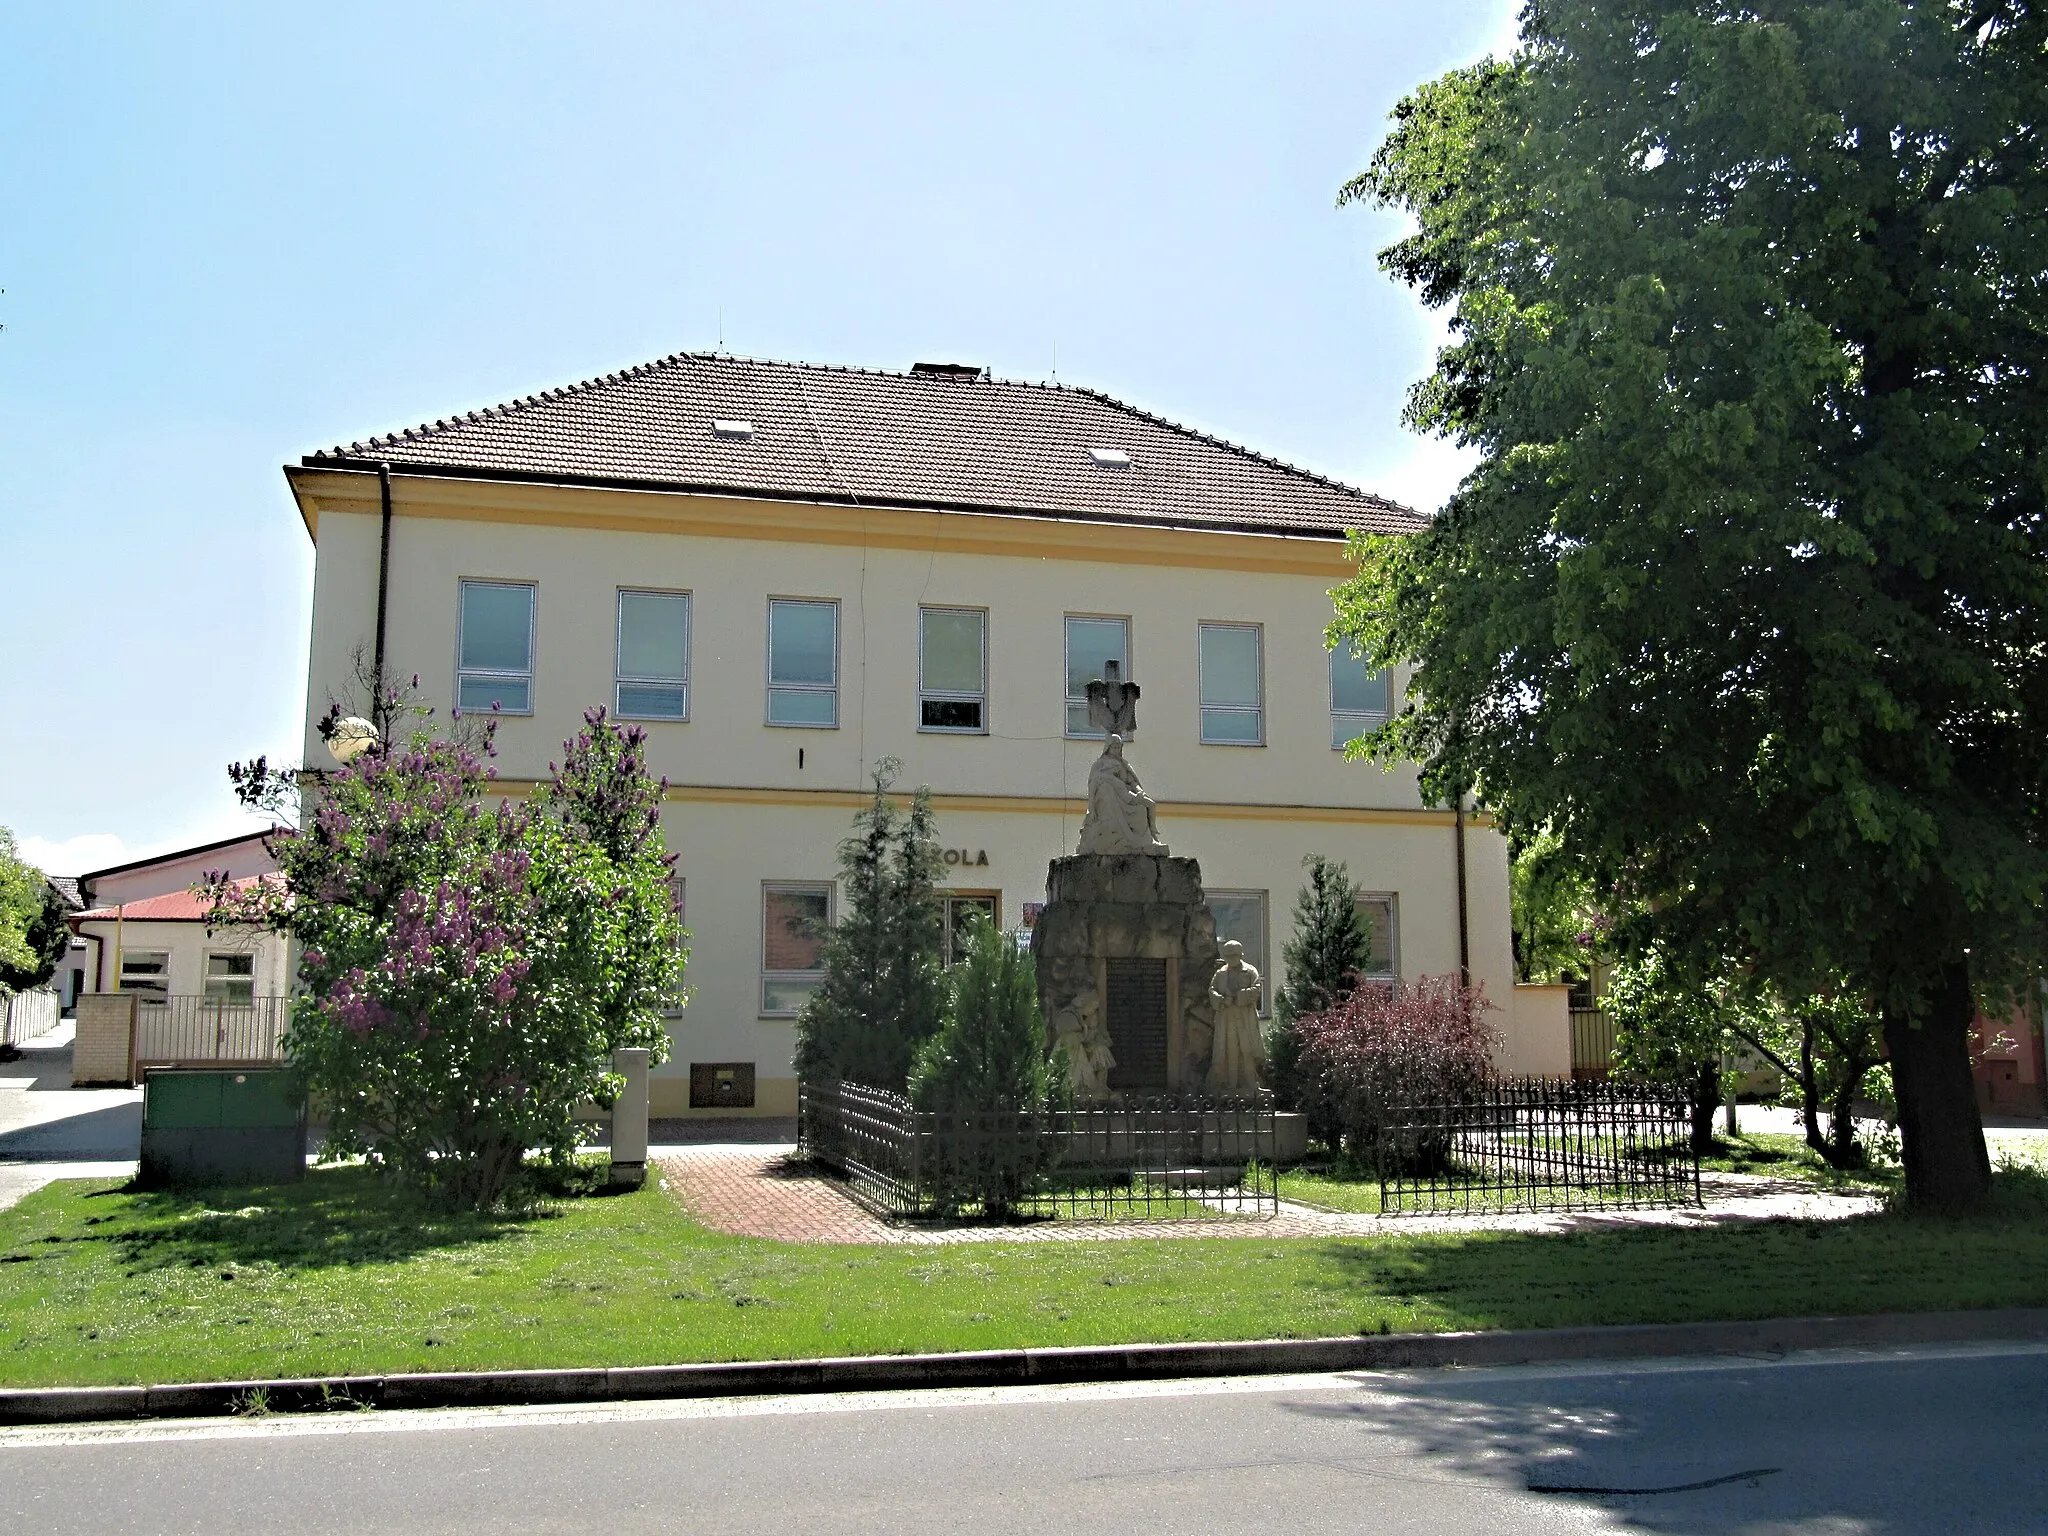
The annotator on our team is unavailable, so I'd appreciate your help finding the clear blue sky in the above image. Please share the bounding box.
[0,1,1514,876]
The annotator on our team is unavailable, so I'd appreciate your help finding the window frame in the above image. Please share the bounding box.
[1353,892,1401,981]
[1329,647,1393,752]
[1063,613,1132,739]
[760,880,834,1017]
[1205,889,1271,1016]
[941,890,1002,966]
[203,951,257,1006]
[917,605,989,735]
[1197,621,1265,747]
[765,597,841,729]
[118,950,171,1000]
[455,579,537,717]
[614,587,692,722]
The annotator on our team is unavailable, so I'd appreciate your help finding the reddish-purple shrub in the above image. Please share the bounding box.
[1292,974,1499,1166]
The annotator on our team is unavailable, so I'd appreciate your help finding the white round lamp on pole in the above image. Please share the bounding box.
[327,716,379,765]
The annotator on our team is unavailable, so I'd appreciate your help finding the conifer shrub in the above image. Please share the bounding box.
[907,915,1063,1216]
[792,759,947,1089]
[1267,854,1372,1129]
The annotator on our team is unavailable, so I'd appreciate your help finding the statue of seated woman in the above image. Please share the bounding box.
[1077,735,1168,856]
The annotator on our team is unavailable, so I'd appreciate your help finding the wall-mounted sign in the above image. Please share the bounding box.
[1021,901,1045,930]
[941,848,990,867]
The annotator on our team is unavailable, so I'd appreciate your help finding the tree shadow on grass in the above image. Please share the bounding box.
[58,1166,552,1275]
[1306,1162,2048,1335]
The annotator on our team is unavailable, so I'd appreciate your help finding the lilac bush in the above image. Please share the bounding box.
[207,707,684,1209]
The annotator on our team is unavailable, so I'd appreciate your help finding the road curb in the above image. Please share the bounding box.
[4,1307,2045,1426]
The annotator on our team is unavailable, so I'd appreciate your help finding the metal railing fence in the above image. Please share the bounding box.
[799,1080,1277,1220]
[1,988,60,1049]
[1570,1007,1618,1078]
[134,995,291,1067]
[1376,1076,1700,1214]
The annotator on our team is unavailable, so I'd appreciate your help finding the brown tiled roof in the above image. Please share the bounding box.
[303,353,1423,539]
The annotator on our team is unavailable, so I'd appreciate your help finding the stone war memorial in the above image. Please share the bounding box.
[1033,663,1288,1131]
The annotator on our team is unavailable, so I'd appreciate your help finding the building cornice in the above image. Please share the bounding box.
[284,466,1359,579]
[476,777,1486,827]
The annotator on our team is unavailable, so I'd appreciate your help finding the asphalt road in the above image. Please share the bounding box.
[3,1342,2042,1534]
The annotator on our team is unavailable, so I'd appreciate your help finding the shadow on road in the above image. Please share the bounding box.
[0,1102,142,1161]
[1276,1344,2043,1534]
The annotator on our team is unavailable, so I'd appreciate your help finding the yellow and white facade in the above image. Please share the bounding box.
[288,359,1568,1115]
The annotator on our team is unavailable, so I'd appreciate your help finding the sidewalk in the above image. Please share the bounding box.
[658,1146,1884,1246]
[0,1024,139,1211]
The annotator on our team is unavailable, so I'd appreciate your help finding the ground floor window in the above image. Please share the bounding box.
[204,952,256,1005]
[942,892,1000,965]
[762,882,831,1015]
[119,951,169,1000]
[1354,893,1399,980]
[1206,890,1270,1013]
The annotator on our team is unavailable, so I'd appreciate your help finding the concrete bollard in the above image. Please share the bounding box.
[610,1047,650,1189]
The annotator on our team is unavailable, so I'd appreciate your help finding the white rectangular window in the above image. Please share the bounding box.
[919,607,987,733]
[1065,615,1130,737]
[616,590,691,720]
[767,598,839,727]
[204,952,256,1006]
[1199,623,1264,745]
[1330,646,1392,750]
[457,580,535,714]
[762,882,832,1015]
[1354,894,1399,980]
[1207,890,1270,1014]
[119,951,170,1000]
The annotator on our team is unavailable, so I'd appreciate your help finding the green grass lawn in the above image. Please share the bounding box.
[2,1163,2045,1389]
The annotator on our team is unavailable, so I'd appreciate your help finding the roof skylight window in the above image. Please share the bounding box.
[713,419,756,440]
[1088,448,1133,469]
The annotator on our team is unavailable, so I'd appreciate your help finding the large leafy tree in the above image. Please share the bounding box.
[1334,1,2048,1209]
[0,828,69,993]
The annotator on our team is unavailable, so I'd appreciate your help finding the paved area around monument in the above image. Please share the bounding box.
[657,1145,1887,1245]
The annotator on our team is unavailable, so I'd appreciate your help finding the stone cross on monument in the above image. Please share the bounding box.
[1085,660,1140,738]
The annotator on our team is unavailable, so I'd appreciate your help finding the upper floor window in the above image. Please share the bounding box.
[1330,645,1392,750]
[919,607,987,733]
[767,598,839,727]
[457,579,535,715]
[1198,623,1264,745]
[616,589,691,721]
[1065,615,1129,737]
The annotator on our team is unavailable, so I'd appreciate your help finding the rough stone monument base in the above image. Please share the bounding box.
[1033,852,1221,1096]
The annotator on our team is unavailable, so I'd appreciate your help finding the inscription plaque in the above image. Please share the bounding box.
[1105,957,1170,1094]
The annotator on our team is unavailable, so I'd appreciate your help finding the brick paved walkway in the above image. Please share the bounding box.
[657,1148,1884,1246]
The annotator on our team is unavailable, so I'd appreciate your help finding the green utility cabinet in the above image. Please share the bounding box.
[140,1068,307,1187]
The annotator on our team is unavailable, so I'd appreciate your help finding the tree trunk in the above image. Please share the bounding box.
[1689,1062,1720,1154]
[1798,1021,1827,1157]
[1884,961,1992,1213]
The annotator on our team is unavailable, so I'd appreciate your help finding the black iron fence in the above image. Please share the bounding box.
[1376,1076,1699,1214]
[799,1080,1278,1220]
